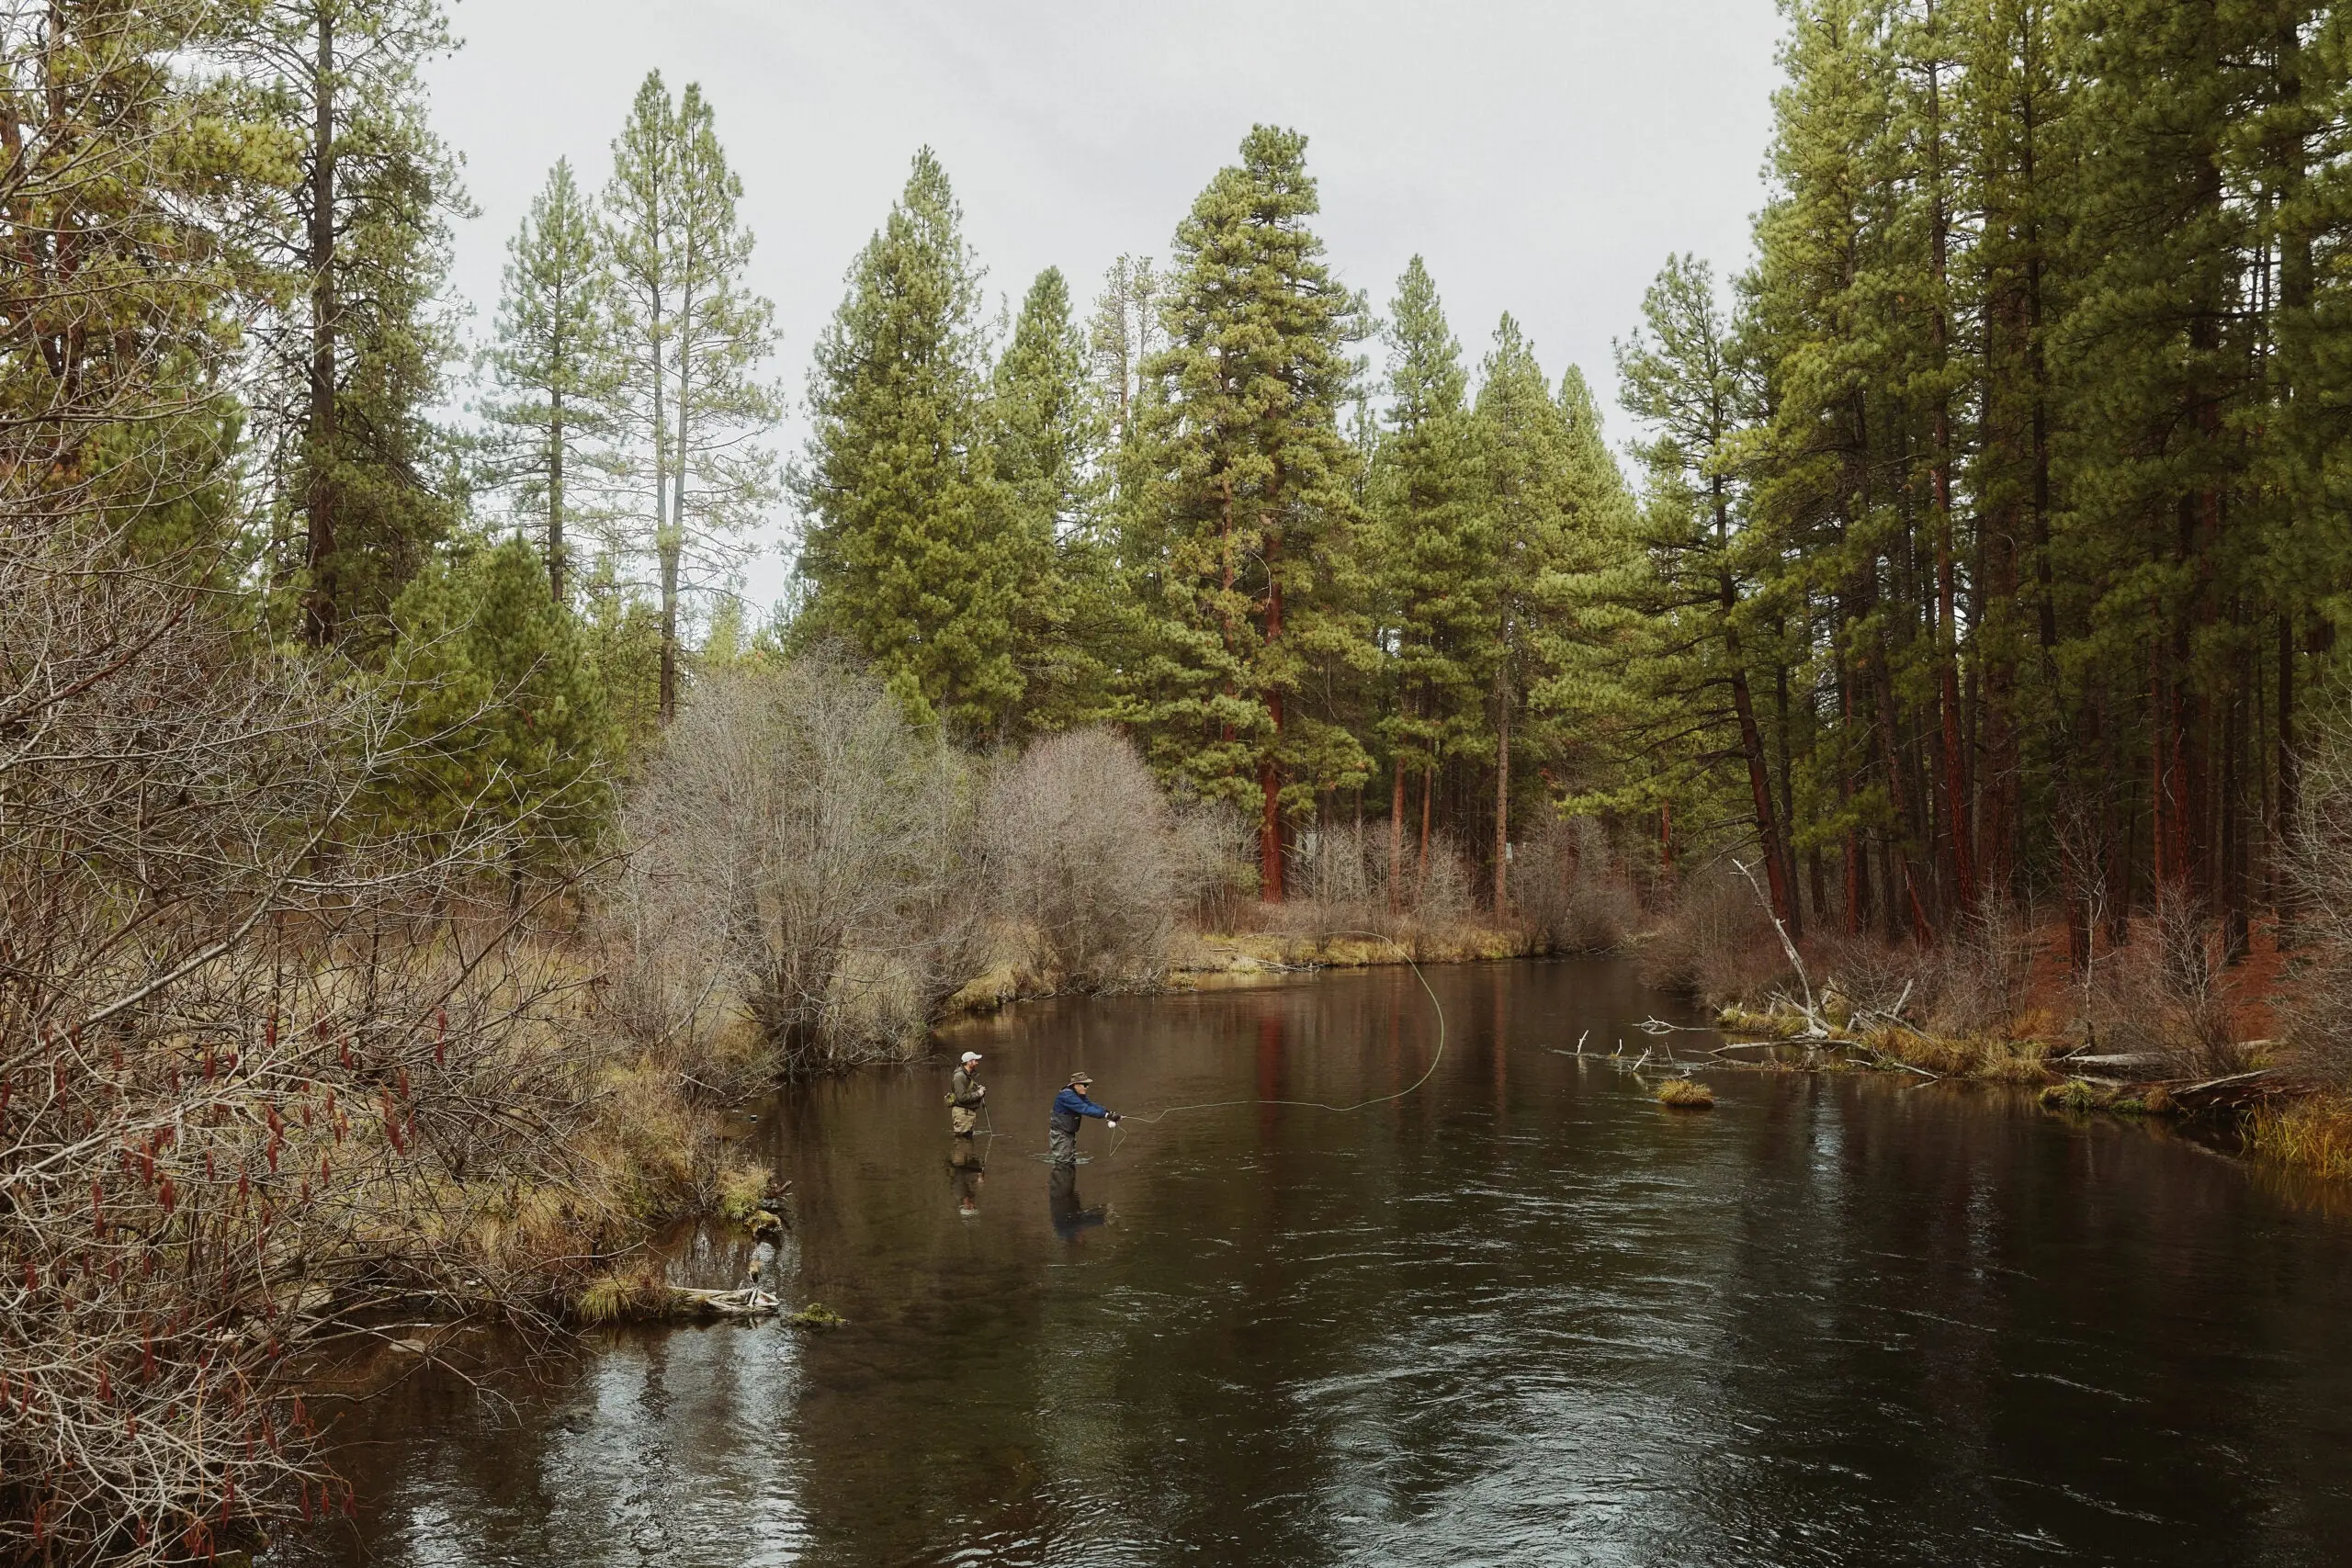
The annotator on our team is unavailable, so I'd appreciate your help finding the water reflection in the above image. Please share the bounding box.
[1046,1164,1106,1240]
[290,959,2352,1568]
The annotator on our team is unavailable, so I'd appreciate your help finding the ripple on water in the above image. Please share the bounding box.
[294,961,2352,1568]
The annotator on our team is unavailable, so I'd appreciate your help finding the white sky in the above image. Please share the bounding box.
[426,0,1787,603]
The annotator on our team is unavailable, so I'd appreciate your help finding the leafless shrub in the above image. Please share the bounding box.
[616,651,986,1077]
[2080,901,2245,1076]
[981,728,1195,990]
[1514,816,1639,953]
[1408,832,1477,924]
[1294,821,1385,906]
[1,532,610,1564]
[1226,823,1481,945]
[1175,796,1260,931]
[1636,860,1784,1003]
[1924,899,2041,1036]
[2284,684,2352,1087]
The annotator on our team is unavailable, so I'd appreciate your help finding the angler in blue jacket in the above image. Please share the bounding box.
[1047,1071,1119,1167]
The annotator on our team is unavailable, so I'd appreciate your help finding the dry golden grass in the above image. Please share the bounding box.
[1656,1077,1716,1109]
[2245,1098,2352,1182]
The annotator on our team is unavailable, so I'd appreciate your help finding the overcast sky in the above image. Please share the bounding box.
[425,0,1787,599]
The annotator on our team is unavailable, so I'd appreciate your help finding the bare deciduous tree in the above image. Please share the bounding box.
[981,728,1197,990]
[617,651,985,1076]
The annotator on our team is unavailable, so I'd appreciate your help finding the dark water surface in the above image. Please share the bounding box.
[300,959,2352,1566]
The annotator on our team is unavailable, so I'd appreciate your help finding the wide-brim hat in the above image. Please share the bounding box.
[1069,1071,1093,1085]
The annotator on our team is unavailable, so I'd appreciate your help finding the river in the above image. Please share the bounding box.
[290,957,2352,1566]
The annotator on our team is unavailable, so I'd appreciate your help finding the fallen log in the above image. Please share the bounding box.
[668,1286,778,1318]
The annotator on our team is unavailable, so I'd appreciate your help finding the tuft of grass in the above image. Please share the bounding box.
[786,1302,844,1328]
[2040,1077,2105,1112]
[714,1159,773,1226]
[573,1274,634,1325]
[571,1269,671,1325]
[2245,1098,2352,1182]
[1656,1077,1716,1109]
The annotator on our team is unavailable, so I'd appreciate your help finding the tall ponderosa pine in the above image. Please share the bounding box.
[477,157,614,603]
[1088,253,1162,453]
[796,148,1020,737]
[1369,256,1482,907]
[599,73,780,724]
[1614,254,1801,934]
[1120,126,1369,900]
[1,0,273,568]
[1472,325,1610,909]
[250,0,467,648]
[992,266,1113,731]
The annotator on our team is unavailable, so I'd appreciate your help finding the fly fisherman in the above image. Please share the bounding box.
[1048,1071,1119,1167]
[947,1050,987,1137]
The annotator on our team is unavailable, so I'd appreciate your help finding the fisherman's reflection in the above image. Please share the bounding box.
[949,1135,985,1216]
[1048,1163,1106,1239]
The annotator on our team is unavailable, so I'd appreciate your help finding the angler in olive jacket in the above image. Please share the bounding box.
[947,1051,986,1137]
[1046,1071,1119,1167]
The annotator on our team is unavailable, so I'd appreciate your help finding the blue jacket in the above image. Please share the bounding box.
[1049,1086,1114,1135]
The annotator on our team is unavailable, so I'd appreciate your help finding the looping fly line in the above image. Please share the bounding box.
[1105,933,1447,1155]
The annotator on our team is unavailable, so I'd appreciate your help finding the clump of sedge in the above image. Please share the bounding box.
[1656,1077,1715,1110]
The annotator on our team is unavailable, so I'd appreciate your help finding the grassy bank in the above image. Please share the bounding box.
[1678,906,2324,1179]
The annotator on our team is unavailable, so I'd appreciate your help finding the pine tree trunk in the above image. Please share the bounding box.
[2223,656,2248,957]
[1872,640,1932,943]
[548,383,565,603]
[1726,615,1798,939]
[302,9,337,647]
[1839,647,1866,936]
[2277,612,2298,944]
[651,315,672,721]
[1926,24,1975,915]
[1775,651,1798,930]
[1389,747,1406,915]
[1417,763,1432,907]
[1713,450,1796,936]
[671,270,696,691]
[1259,535,1284,903]
[1492,660,1510,913]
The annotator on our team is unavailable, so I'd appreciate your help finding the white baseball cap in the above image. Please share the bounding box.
[960,1051,982,1064]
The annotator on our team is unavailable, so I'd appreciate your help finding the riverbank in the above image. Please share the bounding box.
[1683,908,2324,1178]
[944,916,1533,1015]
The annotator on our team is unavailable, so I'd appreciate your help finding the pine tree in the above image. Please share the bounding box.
[1118,126,1369,900]
[992,266,1113,730]
[1614,254,1800,933]
[248,0,468,649]
[1368,256,1483,906]
[0,0,272,570]
[1087,254,1163,453]
[795,148,1020,737]
[598,73,779,724]
[373,536,614,872]
[1469,324,1621,908]
[477,158,615,604]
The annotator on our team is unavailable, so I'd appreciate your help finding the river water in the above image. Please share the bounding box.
[297,959,2352,1566]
